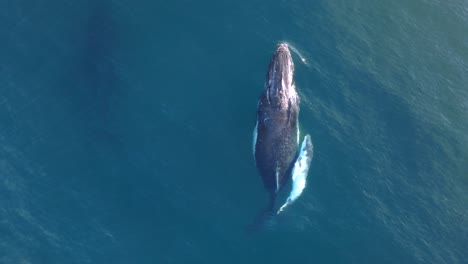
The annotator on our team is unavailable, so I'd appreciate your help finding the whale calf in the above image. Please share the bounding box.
[251,43,313,229]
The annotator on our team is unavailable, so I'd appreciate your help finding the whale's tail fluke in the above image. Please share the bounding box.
[246,193,276,233]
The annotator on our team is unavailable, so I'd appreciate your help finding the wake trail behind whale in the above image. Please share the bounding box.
[284,42,309,66]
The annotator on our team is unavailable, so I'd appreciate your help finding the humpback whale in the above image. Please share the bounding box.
[251,43,313,229]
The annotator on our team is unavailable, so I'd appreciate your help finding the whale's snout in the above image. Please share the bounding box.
[276,43,289,53]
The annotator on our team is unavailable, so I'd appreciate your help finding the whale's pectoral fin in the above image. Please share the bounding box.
[277,134,313,214]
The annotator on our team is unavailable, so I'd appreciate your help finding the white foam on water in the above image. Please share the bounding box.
[275,165,280,193]
[277,134,313,214]
[252,121,258,159]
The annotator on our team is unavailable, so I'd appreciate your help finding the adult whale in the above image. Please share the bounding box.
[253,43,299,208]
[250,43,313,232]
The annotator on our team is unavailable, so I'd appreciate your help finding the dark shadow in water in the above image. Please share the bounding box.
[70,1,128,181]
[79,1,120,124]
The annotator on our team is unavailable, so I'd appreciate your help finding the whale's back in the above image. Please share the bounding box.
[253,43,299,194]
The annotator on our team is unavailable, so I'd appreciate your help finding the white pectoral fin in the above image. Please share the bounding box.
[277,134,313,214]
[253,121,258,159]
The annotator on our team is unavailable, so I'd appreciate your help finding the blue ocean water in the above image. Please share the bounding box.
[1,0,467,263]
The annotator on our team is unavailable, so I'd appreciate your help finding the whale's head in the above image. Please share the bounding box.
[264,43,297,108]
